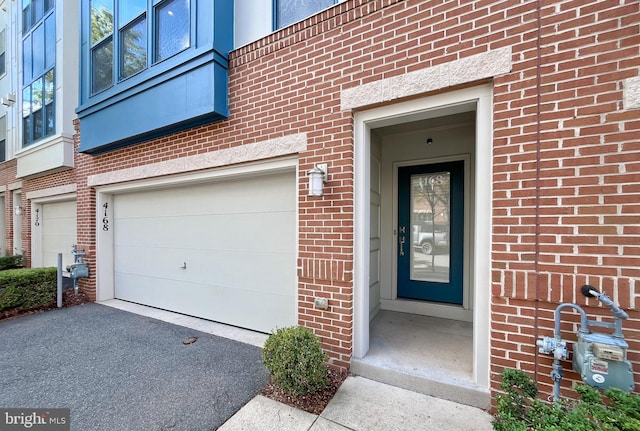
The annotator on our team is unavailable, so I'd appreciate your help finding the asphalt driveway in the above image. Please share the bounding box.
[0,303,269,430]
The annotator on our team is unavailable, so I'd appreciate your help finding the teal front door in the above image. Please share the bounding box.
[397,160,464,304]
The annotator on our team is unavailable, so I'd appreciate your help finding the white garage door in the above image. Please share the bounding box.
[113,171,297,333]
[42,200,77,269]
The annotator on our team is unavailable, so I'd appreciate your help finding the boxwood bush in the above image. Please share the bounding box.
[494,368,640,431]
[262,326,328,394]
[0,267,57,312]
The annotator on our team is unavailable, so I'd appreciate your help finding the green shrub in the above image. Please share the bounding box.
[262,326,328,394]
[494,369,640,431]
[0,255,24,271]
[0,267,57,312]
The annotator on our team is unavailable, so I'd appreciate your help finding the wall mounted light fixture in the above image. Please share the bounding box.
[14,205,22,216]
[308,163,328,197]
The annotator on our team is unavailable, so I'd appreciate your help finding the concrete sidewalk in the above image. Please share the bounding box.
[219,375,494,431]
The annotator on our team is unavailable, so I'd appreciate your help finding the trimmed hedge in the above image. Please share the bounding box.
[0,255,24,271]
[0,267,57,312]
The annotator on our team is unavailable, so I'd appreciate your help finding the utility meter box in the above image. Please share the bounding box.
[67,263,89,279]
[572,332,634,392]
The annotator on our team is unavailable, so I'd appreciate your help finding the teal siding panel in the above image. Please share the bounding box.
[78,59,228,154]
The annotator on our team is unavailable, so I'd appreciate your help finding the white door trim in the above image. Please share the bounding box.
[353,85,492,389]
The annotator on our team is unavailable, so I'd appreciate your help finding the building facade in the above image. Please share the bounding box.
[0,0,638,408]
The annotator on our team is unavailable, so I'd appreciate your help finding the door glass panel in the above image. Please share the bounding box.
[409,171,451,283]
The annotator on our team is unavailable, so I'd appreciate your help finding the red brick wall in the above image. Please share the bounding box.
[65,0,639,397]
[491,0,640,397]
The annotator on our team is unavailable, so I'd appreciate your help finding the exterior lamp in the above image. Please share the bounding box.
[308,163,328,197]
[14,205,22,216]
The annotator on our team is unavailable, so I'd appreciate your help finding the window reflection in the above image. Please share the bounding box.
[155,0,189,62]
[409,171,451,283]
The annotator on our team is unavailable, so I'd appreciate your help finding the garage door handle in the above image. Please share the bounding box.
[180,262,187,269]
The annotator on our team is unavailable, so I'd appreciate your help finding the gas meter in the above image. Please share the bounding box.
[571,285,634,392]
[537,284,635,402]
[572,330,633,391]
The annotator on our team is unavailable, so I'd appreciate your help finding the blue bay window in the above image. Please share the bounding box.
[77,0,233,154]
[22,0,55,147]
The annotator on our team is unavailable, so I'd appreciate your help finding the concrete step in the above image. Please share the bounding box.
[351,358,491,410]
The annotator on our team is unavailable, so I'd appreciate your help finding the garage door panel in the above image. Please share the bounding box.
[115,176,295,219]
[114,170,296,333]
[115,274,295,332]
[115,212,295,253]
[42,201,77,268]
[115,246,294,296]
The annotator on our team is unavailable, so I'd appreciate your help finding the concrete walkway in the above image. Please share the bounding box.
[220,376,494,431]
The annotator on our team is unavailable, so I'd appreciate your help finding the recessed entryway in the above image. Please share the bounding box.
[353,85,492,408]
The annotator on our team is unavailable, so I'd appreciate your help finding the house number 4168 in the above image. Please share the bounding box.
[102,202,109,231]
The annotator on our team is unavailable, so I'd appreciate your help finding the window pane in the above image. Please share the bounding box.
[120,16,147,79]
[0,30,5,76]
[44,0,54,13]
[44,69,54,104]
[22,86,31,118]
[33,107,43,140]
[119,0,146,26]
[91,38,113,93]
[22,116,31,146]
[22,34,32,84]
[45,102,54,136]
[0,116,6,140]
[45,14,55,68]
[277,0,334,28]
[155,0,189,62]
[45,70,54,136]
[32,24,45,78]
[22,2,30,33]
[22,86,31,146]
[91,0,114,45]
[32,78,43,140]
[31,0,43,24]
[0,139,5,162]
[32,77,43,110]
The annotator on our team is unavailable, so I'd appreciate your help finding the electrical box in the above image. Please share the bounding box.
[67,263,89,279]
[572,332,634,392]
